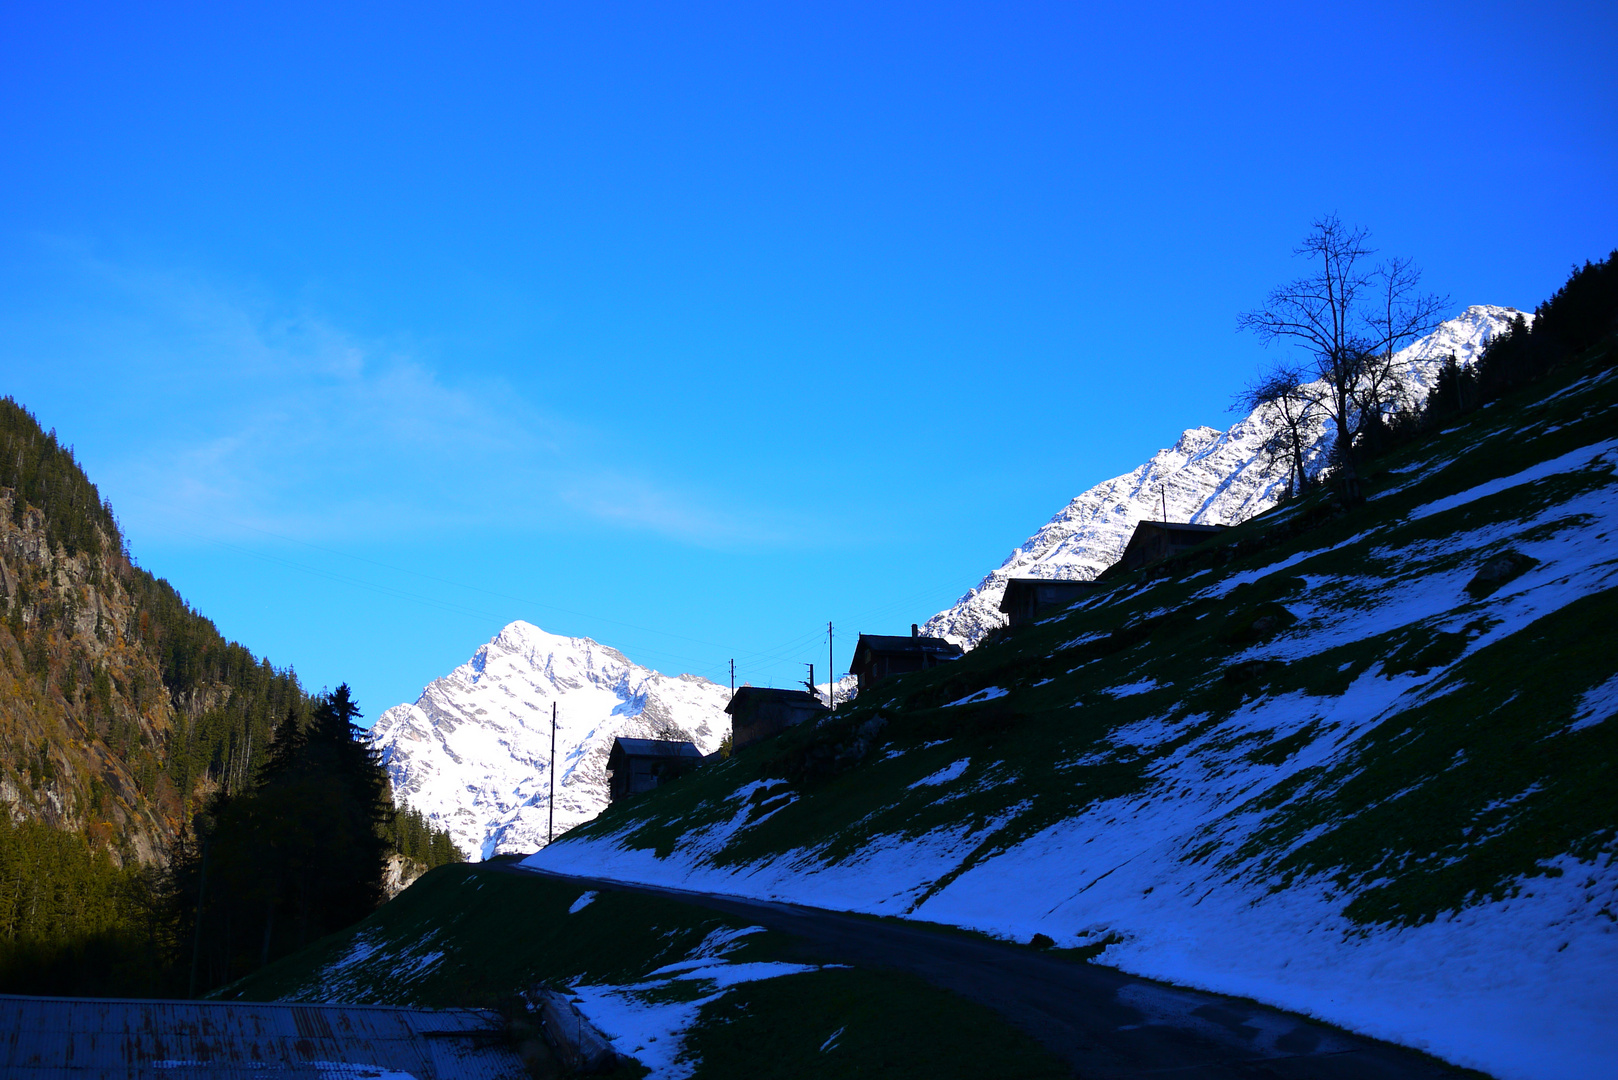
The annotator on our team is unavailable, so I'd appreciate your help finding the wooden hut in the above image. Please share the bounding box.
[1118,520,1230,572]
[726,686,828,753]
[998,577,1102,628]
[606,737,703,803]
[849,627,964,694]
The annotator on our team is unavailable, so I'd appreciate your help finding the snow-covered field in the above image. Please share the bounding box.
[527,364,1618,1080]
[565,926,830,1080]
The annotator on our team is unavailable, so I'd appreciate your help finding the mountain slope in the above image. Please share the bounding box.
[371,621,731,860]
[923,305,1524,647]
[523,336,1618,1080]
[0,398,307,866]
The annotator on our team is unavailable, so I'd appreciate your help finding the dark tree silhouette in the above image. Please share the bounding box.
[1238,216,1447,500]
[175,684,405,990]
[1235,363,1321,500]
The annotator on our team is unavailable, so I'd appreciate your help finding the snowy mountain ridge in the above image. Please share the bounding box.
[375,306,1522,861]
[371,621,730,860]
[922,305,1527,647]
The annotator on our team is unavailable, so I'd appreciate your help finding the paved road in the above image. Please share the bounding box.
[506,864,1480,1080]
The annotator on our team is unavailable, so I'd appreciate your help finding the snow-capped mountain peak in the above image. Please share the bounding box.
[372,620,730,860]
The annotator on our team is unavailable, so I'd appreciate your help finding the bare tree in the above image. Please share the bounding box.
[1238,216,1448,501]
[1235,363,1320,500]
[1355,256,1449,426]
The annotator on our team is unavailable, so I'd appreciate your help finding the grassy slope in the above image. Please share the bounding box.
[533,342,1618,1078]
[222,861,1069,1080]
[564,345,1616,920]
[223,344,1615,1080]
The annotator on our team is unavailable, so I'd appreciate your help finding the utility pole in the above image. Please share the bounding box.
[548,702,557,845]
[729,659,735,700]
[805,663,814,700]
[827,622,834,713]
[1160,483,1168,523]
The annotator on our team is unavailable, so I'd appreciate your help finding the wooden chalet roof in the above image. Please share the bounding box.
[608,737,703,761]
[1129,520,1229,538]
[724,686,825,715]
[998,577,1101,612]
[851,633,964,663]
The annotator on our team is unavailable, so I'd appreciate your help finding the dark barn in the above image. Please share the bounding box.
[725,686,828,753]
[606,737,704,803]
[849,627,964,694]
[998,577,1102,628]
[1118,520,1230,572]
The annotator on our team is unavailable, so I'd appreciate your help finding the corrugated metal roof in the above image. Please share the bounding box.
[0,995,527,1079]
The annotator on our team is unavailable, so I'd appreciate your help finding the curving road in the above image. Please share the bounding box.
[508,865,1481,1079]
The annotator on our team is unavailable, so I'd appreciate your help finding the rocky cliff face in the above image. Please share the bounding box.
[372,621,731,860]
[0,491,178,864]
[923,306,1526,647]
[0,400,305,867]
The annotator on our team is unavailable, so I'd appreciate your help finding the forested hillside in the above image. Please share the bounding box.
[0,399,305,861]
[0,400,461,995]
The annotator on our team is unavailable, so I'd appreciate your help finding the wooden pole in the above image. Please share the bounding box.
[549,701,557,844]
[827,622,834,712]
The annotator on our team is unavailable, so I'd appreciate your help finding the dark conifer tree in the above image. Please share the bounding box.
[259,706,306,781]
[173,685,400,986]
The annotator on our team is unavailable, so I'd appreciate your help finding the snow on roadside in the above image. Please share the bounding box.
[563,928,830,1080]
[528,418,1618,1080]
[922,823,1616,1080]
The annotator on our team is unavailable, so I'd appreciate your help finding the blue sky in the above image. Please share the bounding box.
[2,1,1614,719]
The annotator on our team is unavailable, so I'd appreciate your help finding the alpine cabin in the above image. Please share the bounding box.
[849,626,964,694]
[606,737,703,803]
[998,577,1102,628]
[1118,520,1230,573]
[725,686,828,753]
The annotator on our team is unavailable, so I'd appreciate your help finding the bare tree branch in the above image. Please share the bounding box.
[1234,363,1322,498]
[1238,216,1448,501]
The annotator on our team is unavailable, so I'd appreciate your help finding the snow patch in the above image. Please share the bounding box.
[1104,679,1159,697]
[909,759,970,789]
[944,686,1007,707]
[1567,675,1618,734]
